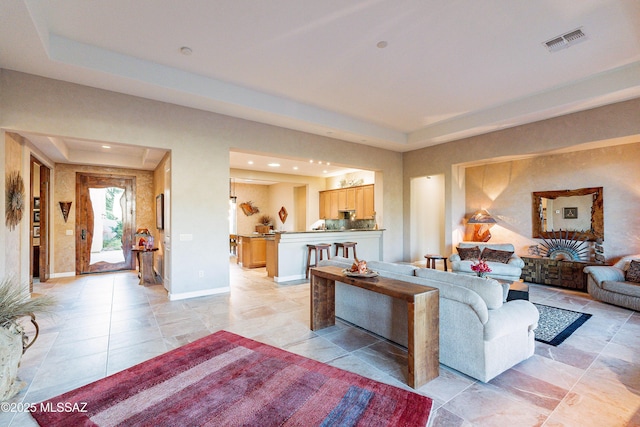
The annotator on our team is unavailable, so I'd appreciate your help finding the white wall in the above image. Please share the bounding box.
[1,70,405,298]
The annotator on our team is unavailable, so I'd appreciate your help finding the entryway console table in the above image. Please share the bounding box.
[309,265,439,388]
[521,256,600,292]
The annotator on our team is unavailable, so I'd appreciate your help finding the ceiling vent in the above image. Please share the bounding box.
[543,28,587,52]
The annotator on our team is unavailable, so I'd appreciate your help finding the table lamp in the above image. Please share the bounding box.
[467,209,497,242]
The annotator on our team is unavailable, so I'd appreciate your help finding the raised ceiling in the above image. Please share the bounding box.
[1,0,639,166]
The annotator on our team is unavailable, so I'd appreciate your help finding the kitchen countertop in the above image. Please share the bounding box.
[277,229,384,234]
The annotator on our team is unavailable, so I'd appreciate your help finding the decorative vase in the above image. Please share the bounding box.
[0,323,26,401]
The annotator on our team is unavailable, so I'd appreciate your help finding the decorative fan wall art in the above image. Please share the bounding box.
[539,229,589,261]
[5,171,25,230]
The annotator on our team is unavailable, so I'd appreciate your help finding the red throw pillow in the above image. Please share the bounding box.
[481,248,513,263]
[457,246,480,260]
[626,260,640,283]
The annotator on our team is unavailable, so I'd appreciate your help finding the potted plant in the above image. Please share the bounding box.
[255,215,273,234]
[0,277,55,401]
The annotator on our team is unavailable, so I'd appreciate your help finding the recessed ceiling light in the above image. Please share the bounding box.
[376,41,388,49]
[180,46,192,55]
[309,160,314,163]
[102,145,111,149]
[322,170,328,174]
[326,162,330,166]
[248,160,254,165]
[318,161,323,165]
[293,166,299,170]
[268,163,280,167]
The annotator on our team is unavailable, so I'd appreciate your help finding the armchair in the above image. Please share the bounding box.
[583,254,640,311]
[449,242,524,282]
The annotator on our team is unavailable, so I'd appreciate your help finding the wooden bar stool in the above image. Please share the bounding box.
[424,254,448,271]
[334,242,358,259]
[306,243,331,278]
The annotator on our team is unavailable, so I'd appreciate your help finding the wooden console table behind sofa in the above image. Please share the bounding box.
[309,265,439,388]
[521,256,601,292]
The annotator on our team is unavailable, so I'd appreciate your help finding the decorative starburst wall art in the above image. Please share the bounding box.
[5,171,25,231]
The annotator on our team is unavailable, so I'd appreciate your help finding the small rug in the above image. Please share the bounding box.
[534,303,592,346]
[30,330,432,426]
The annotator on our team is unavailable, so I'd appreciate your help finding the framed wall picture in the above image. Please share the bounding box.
[33,211,40,223]
[33,226,40,238]
[34,197,40,209]
[156,194,164,230]
[563,207,578,219]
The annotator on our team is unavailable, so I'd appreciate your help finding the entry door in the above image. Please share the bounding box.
[76,173,135,274]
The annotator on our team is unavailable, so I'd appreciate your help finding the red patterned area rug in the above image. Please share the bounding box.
[31,330,432,426]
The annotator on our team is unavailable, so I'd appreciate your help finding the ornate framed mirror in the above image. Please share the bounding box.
[532,187,603,241]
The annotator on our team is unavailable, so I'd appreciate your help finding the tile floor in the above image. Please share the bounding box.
[2,260,639,426]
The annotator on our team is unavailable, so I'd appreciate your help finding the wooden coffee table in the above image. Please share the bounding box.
[309,265,439,388]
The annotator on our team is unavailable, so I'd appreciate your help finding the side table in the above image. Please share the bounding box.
[424,254,448,271]
[132,247,158,285]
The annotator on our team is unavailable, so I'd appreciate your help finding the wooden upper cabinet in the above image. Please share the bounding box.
[361,184,375,219]
[319,184,374,220]
[337,189,347,211]
[329,190,339,219]
[346,188,356,210]
[319,191,328,219]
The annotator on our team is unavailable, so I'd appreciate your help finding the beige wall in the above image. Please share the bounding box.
[0,70,403,297]
[404,98,640,263]
[465,142,640,260]
[3,132,23,279]
[235,183,270,235]
[53,164,155,274]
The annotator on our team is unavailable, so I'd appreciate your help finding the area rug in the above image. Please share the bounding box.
[30,330,432,426]
[534,303,592,346]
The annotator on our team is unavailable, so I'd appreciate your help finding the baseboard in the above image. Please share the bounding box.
[50,271,76,278]
[168,286,230,301]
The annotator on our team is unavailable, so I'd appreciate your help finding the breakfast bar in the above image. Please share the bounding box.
[269,229,384,282]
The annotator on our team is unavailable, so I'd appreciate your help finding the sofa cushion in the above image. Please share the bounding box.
[602,280,640,297]
[481,248,514,264]
[457,246,481,260]
[366,261,418,276]
[415,268,503,310]
[625,260,640,283]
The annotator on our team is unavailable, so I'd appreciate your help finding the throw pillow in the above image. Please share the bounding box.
[626,260,640,283]
[481,248,513,264]
[457,246,480,260]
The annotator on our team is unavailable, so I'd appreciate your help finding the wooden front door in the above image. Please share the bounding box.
[76,173,135,274]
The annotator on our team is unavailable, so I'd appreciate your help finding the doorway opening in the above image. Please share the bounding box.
[30,156,51,289]
[89,187,126,265]
[76,173,135,274]
[410,175,445,262]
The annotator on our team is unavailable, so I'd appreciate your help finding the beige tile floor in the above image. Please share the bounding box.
[2,260,639,426]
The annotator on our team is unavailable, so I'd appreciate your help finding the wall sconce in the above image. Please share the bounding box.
[467,209,497,242]
[59,201,72,223]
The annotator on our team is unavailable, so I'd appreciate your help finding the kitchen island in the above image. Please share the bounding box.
[270,229,384,282]
[237,234,275,268]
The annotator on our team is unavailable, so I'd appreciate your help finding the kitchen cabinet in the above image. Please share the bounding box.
[319,184,374,219]
[238,235,268,268]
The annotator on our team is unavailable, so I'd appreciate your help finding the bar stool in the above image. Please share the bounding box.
[335,242,358,259]
[306,243,331,278]
[424,254,448,271]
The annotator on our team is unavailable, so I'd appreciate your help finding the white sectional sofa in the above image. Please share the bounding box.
[318,257,539,383]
